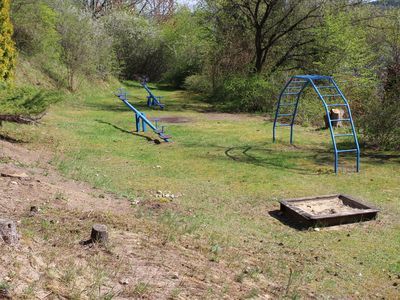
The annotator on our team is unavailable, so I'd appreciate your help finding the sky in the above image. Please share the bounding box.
[177,0,198,8]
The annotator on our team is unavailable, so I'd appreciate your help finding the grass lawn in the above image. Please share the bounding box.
[3,81,399,299]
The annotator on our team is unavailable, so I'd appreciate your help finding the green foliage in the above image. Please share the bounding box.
[215,75,277,112]
[362,58,400,149]
[11,0,60,59]
[161,8,208,87]
[0,86,63,115]
[184,74,213,94]
[103,10,165,80]
[54,2,115,90]
[0,0,16,84]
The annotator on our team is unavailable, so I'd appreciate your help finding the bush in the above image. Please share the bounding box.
[0,0,16,84]
[103,10,166,81]
[361,58,400,150]
[11,0,60,59]
[0,86,63,115]
[161,8,207,87]
[184,75,212,94]
[55,3,115,91]
[215,75,277,112]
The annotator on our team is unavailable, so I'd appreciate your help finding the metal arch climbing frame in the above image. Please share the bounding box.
[273,75,360,174]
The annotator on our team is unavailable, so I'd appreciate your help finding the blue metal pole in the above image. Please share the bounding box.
[290,79,309,144]
[309,79,339,174]
[141,83,158,104]
[273,77,294,143]
[142,113,147,132]
[121,99,158,131]
[331,78,360,172]
[135,113,140,132]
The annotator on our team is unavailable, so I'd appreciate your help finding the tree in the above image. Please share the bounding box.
[0,0,16,85]
[11,0,60,58]
[55,3,114,90]
[103,10,166,80]
[162,7,208,87]
[218,0,323,74]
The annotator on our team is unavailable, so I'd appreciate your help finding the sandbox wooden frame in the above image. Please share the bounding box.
[279,194,379,228]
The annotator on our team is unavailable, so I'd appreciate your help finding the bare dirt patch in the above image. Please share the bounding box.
[150,116,192,123]
[0,140,274,299]
[202,112,265,121]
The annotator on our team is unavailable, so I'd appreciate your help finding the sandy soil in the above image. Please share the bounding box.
[0,140,274,299]
[294,197,364,216]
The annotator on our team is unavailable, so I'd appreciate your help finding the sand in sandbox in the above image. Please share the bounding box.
[294,197,363,216]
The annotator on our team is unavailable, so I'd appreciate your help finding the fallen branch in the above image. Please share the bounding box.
[0,112,46,125]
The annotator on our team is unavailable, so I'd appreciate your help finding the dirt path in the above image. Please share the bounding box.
[0,140,274,299]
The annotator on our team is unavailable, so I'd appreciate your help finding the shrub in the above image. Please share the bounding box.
[361,58,400,150]
[11,0,60,59]
[0,0,16,84]
[184,75,212,94]
[55,3,115,90]
[161,8,207,87]
[103,10,166,81]
[215,75,277,112]
[0,86,63,115]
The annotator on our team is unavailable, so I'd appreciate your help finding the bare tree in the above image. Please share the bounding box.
[78,0,175,19]
[227,0,324,73]
[138,0,175,20]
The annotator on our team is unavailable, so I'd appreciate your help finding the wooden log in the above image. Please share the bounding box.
[90,224,108,244]
[0,113,45,125]
[0,219,19,245]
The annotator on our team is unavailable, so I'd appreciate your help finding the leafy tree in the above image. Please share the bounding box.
[362,7,400,149]
[11,0,60,59]
[103,10,165,80]
[0,0,16,85]
[54,2,115,90]
[162,7,208,87]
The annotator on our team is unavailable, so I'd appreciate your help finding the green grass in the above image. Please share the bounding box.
[3,81,399,298]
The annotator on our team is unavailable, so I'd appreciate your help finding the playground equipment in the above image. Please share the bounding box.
[116,88,171,142]
[273,75,360,174]
[140,78,165,109]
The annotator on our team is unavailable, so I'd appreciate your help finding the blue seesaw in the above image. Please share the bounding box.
[140,78,165,109]
[115,88,171,142]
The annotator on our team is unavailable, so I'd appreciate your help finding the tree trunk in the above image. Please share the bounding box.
[254,26,264,73]
[90,224,108,244]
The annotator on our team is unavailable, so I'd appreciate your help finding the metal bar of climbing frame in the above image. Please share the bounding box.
[289,81,309,144]
[330,78,360,172]
[273,77,294,142]
[309,80,340,173]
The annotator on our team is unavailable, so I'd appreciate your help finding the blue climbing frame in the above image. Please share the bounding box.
[116,88,171,142]
[140,80,165,109]
[273,75,360,174]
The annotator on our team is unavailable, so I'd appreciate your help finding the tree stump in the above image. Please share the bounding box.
[0,219,19,245]
[324,109,345,128]
[90,224,108,244]
[0,288,11,299]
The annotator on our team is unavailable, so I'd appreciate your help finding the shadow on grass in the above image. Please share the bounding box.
[0,133,27,144]
[268,210,309,231]
[361,152,400,164]
[95,120,154,142]
[222,145,334,175]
